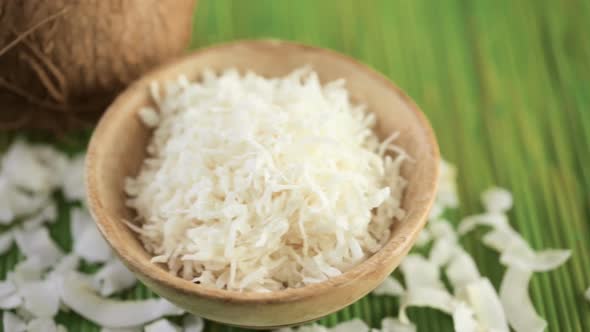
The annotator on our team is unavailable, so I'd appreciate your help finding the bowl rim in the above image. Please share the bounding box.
[86,39,440,304]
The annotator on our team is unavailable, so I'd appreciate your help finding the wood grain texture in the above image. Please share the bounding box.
[85,40,439,328]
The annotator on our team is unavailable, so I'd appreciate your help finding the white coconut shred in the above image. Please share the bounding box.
[125,67,407,292]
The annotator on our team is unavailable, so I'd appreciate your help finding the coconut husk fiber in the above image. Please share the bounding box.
[0,0,196,134]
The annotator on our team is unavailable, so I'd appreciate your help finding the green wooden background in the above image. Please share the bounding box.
[2,0,590,331]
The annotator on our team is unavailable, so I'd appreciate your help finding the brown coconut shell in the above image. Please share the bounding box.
[0,0,197,133]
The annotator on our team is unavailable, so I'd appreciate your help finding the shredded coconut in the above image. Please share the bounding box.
[126,67,407,291]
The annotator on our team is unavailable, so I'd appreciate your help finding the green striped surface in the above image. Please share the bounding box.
[2,0,589,331]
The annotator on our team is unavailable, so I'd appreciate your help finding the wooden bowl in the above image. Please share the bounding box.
[86,40,439,329]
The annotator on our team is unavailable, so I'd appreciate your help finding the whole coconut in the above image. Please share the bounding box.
[0,0,197,132]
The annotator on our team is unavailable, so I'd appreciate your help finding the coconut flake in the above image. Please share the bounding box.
[457,278,508,332]
[3,311,27,332]
[183,315,205,332]
[481,187,513,213]
[14,227,63,269]
[331,319,370,332]
[62,154,86,202]
[138,107,160,127]
[500,247,571,272]
[27,318,61,332]
[59,272,184,328]
[74,221,112,263]
[499,266,547,332]
[127,68,407,290]
[400,254,445,290]
[372,276,404,297]
[0,280,22,309]
[458,213,510,235]
[22,201,57,230]
[93,259,137,296]
[0,230,14,254]
[428,237,457,267]
[445,249,480,291]
[399,288,456,323]
[19,278,61,318]
[144,319,181,332]
[380,317,415,332]
[414,228,432,247]
[101,328,141,332]
[435,160,459,210]
[452,302,478,332]
[585,287,590,302]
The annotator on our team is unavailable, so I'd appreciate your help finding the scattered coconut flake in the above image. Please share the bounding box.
[13,227,63,269]
[481,187,513,213]
[22,201,57,230]
[3,311,27,332]
[19,279,61,318]
[50,254,80,276]
[144,319,181,332]
[400,254,445,290]
[428,237,457,267]
[434,160,459,211]
[9,257,44,285]
[59,272,184,328]
[93,259,137,296]
[380,317,415,332]
[445,249,480,291]
[458,213,510,236]
[127,68,407,290]
[428,219,457,242]
[101,328,141,332]
[27,318,61,332]
[585,287,590,302]
[452,302,478,332]
[331,319,370,332]
[74,221,112,263]
[372,276,404,297]
[414,228,432,247]
[62,154,86,202]
[499,266,547,332]
[0,230,14,254]
[399,288,456,323]
[0,280,22,309]
[458,278,508,332]
[183,315,205,332]
[500,247,571,272]
[276,324,329,332]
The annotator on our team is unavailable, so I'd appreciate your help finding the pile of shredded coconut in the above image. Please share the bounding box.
[125,67,408,291]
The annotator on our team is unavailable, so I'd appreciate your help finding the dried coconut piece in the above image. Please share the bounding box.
[585,287,590,302]
[400,254,445,290]
[380,317,415,332]
[458,213,510,235]
[372,276,404,297]
[27,318,62,332]
[19,278,61,318]
[0,280,22,309]
[0,230,14,254]
[138,107,160,127]
[93,259,137,296]
[331,319,370,332]
[428,237,457,267]
[481,187,513,213]
[183,315,205,332]
[414,228,432,247]
[452,302,478,332]
[3,311,27,332]
[457,278,508,332]
[22,201,57,230]
[14,227,63,269]
[482,228,571,272]
[399,287,456,324]
[445,249,481,292]
[144,319,181,332]
[70,207,112,263]
[101,328,141,332]
[62,154,86,202]
[59,272,184,328]
[499,266,547,332]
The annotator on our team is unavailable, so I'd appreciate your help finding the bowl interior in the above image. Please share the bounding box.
[86,40,439,302]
